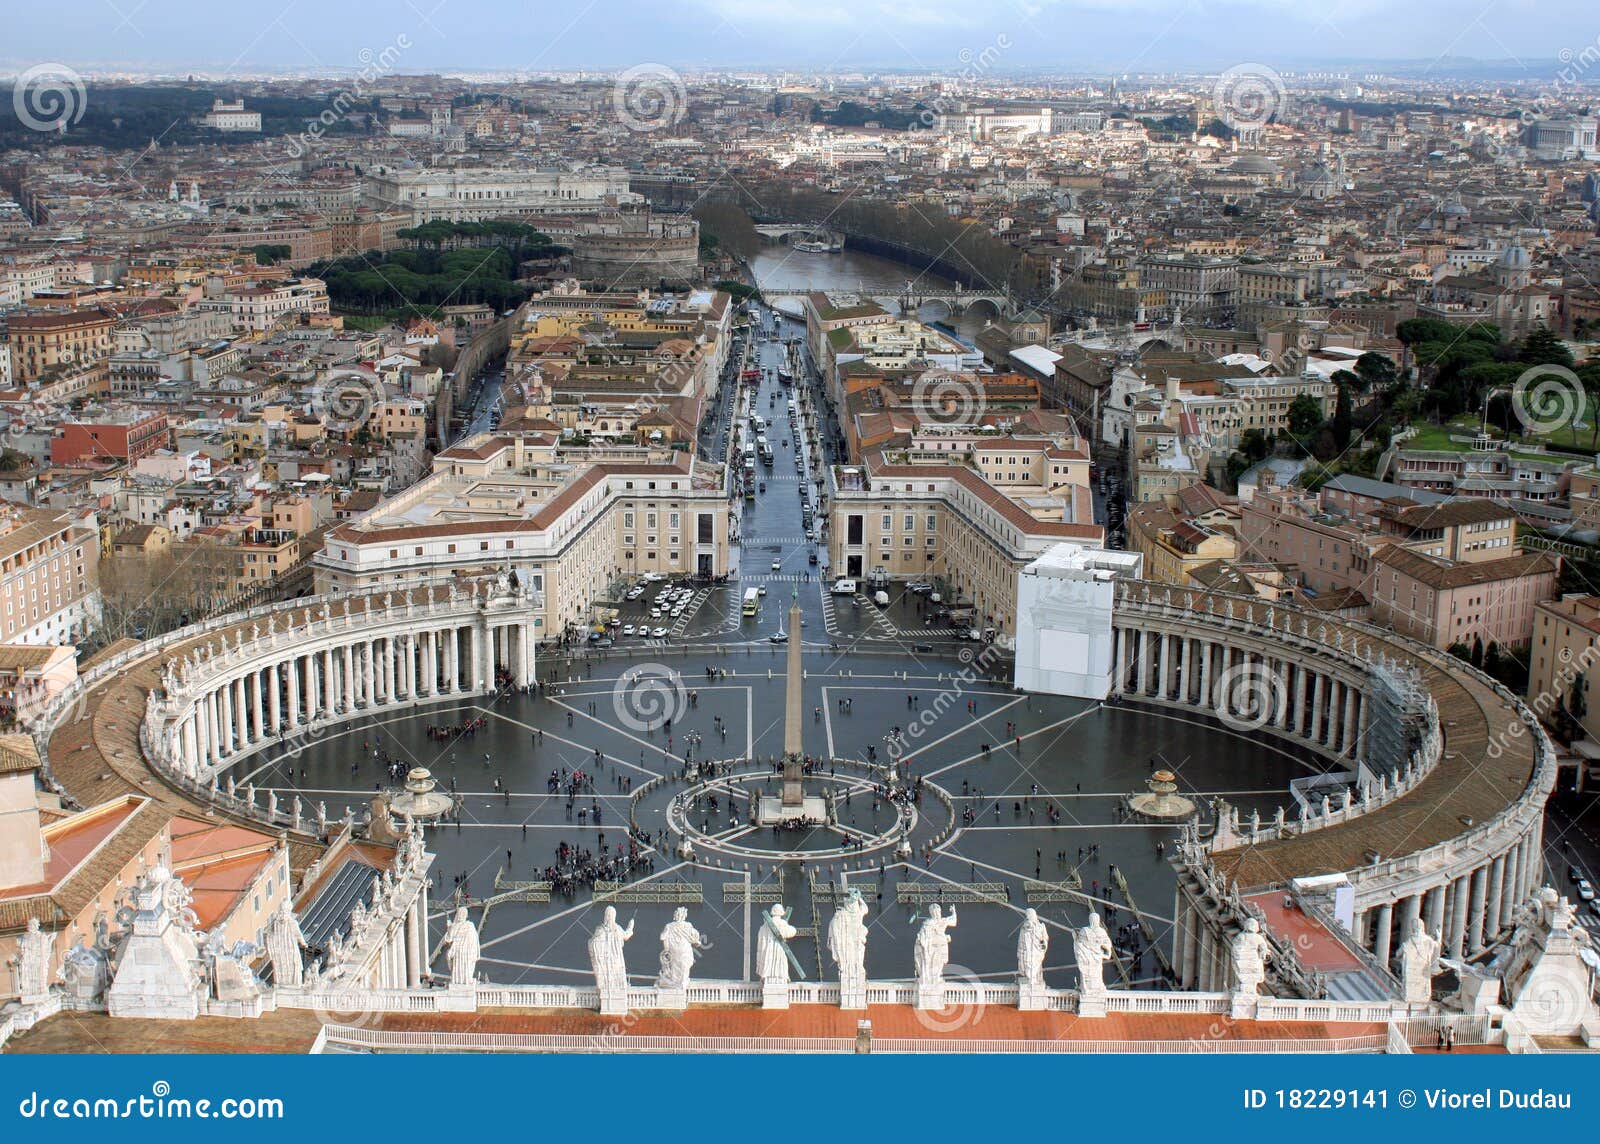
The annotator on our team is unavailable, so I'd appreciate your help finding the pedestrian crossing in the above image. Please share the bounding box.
[744,535,808,546]
[893,627,965,638]
[738,572,817,584]
[669,588,712,636]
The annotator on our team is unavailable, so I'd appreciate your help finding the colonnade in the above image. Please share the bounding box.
[166,609,536,779]
[1111,624,1367,759]
[1352,830,1545,965]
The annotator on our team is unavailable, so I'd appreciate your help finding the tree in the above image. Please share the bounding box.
[1516,326,1575,368]
[1353,351,1399,393]
[1470,636,1484,669]
[1284,394,1325,446]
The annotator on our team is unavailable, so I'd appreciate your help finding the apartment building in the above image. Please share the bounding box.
[6,308,115,383]
[197,279,330,333]
[362,165,641,222]
[1528,594,1600,750]
[314,433,732,640]
[0,505,100,645]
[827,435,1101,640]
[1368,546,1557,652]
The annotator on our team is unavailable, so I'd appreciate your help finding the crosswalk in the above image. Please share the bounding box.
[744,535,808,546]
[669,588,713,637]
[739,572,818,584]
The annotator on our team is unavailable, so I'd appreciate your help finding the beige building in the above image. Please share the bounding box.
[828,431,1101,638]
[1368,546,1558,652]
[0,505,101,645]
[315,433,733,640]
[1528,594,1600,748]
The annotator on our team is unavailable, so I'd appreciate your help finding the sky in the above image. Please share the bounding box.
[0,0,1589,77]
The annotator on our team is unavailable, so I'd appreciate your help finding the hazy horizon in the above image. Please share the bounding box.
[1,0,1592,78]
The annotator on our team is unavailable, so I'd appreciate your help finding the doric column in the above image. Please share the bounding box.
[1177,636,1193,704]
[1342,684,1360,757]
[1373,902,1394,967]
[248,672,263,744]
[360,641,373,706]
[418,632,433,697]
[1486,853,1506,941]
[1198,641,1212,707]
[1158,632,1173,700]
[286,657,302,727]
[323,649,338,714]
[267,665,281,732]
[1425,884,1447,941]
[1310,672,1326,745]
[405,900,422,988]
[1467,865,1489,953]
[1446,874,1469,958]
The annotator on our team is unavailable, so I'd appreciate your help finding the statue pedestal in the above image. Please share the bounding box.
[915,982,946,1011]
[838,983,867,1010]
[1017,982,1048,1011]
[438,984,478,1012]
[1229,991,1259,1021]
[762,980,791,1010]
[1076,989,1107,1018]
[656,987,687,1011]
[597,988,629,1017]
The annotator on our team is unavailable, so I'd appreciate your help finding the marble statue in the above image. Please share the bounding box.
[14,917,56,1000]
[1017,908,1049,991]
[827,891,870,997]
[59,937,108,1006]
[913,904,958,988]
[1397,918,1440,1005]
[265,900,309,988]
[587,906,634,997]
[656,907,706,991]
[1230,917,1271,995]
[1072,911,1114,996]
[444,906,481,987]
[756,903,799,986]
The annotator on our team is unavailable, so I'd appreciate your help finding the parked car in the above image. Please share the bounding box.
[1578,879,1596,902]
[652,626,668,639]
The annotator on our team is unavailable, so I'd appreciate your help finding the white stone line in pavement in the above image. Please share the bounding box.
[899,694,1028,768]
[500,705,667,780]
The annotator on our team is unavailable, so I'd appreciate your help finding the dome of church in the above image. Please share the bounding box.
[1498,244,1531,271]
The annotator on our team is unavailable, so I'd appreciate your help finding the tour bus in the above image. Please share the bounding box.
[742,588,761,616]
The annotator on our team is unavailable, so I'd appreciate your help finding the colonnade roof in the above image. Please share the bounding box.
[1194,617,1539,889]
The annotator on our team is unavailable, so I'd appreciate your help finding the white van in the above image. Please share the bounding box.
[830,578,857,596]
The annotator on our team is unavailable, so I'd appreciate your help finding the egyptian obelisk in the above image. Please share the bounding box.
[781,591,805,811]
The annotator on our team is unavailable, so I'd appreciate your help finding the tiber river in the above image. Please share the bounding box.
[748,246,992,343]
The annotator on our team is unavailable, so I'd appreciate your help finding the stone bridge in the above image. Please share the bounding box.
[760,287,1013,321]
